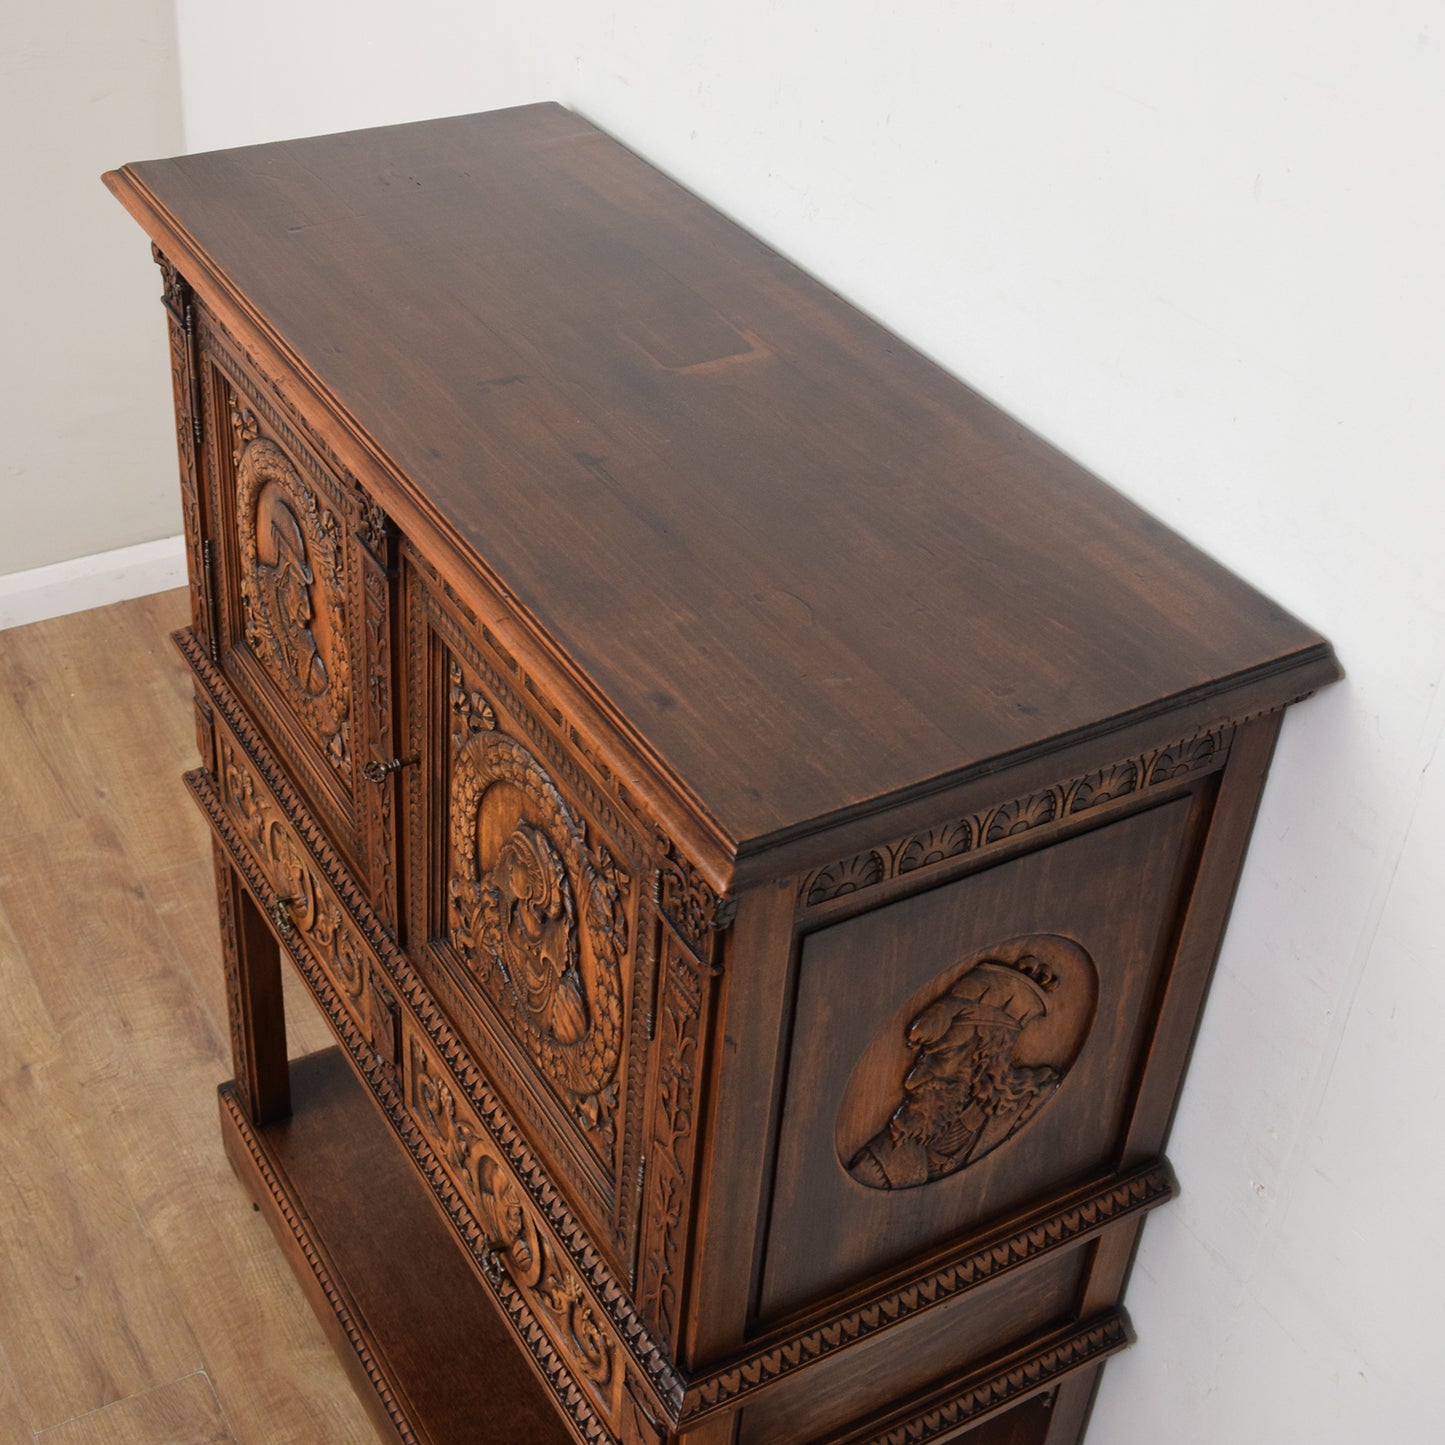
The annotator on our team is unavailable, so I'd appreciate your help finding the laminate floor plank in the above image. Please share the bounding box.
[0,595,379,1445]
[1,593,207,879]
[34,1372,233,1445]
[0,653,92,837]
[0,1342,35,1444]
[0,888,204,1430]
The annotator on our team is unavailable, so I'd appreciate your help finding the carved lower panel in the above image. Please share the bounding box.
[194,766,612,1444]
[801,725,1234,908]
[406,1028,627,1427]
[835,1313,1130,1445]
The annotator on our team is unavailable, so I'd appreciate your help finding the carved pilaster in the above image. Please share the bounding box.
[636,922,715,1355]
[151,245,210,649]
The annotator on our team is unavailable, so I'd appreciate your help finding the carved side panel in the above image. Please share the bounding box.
[761,797,1198,1323]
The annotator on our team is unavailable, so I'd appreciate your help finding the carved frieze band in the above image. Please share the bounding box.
[842,1312,1131,1445]
[179,631,684,1416]
[802,724,1235,907]
[680,1161,1172,1421]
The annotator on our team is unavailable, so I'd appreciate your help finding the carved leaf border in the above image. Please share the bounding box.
[801,725,1235,907]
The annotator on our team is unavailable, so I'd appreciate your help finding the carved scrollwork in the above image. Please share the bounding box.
[446,662,628,1151]
[408,1039,616,1397]
[839,935,1099,1190]
[218,737,380,1046]
[231,396,351,775]
[657,843,734,959]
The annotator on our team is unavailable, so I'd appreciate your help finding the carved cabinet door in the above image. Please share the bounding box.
[196,320,400,923]
[395,551,657,1277]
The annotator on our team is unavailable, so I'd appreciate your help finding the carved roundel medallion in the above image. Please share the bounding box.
[836,934,1098,1190]
[233,425,350,770]
[446,667,628,1142]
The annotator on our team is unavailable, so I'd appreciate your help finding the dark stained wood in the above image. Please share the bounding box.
[106,106,1342,1445]
[214,852,292,1126]
[104,105,1339,863]
[221,1048,573,1445]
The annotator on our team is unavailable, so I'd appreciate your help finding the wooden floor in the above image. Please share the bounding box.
[0,591,379,1444]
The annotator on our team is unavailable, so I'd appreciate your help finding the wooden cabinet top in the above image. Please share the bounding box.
[105,103,1338,861]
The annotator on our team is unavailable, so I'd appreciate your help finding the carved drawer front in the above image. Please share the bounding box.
[402,1021,631,1437]
[211,717,400,1075]
[401,557,657,1272]
[760,793,1202,1322]
[197,320,399,920]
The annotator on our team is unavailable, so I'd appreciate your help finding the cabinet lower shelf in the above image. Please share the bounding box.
[219,1048,574,1445]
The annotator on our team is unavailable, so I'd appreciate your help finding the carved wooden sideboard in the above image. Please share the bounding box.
[105,104,1340,1445]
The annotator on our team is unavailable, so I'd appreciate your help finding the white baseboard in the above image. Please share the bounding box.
[0,536,188,631]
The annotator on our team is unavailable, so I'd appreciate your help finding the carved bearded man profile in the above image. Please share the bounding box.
[848,956,1063,1190]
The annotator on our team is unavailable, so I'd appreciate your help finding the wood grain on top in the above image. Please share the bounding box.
[105,104,1338,852]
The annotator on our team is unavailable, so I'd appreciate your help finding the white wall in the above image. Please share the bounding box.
[172,5,1445,1440]
[2,0,185,576]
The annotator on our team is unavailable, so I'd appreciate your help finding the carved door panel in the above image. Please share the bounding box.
[197,320,399,922]
[759,796,1200,1322]
[398,554,655,1272]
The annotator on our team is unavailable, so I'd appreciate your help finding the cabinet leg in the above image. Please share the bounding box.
[213,842,291,1125]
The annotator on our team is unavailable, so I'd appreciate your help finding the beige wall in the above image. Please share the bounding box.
[1,0,184,575]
